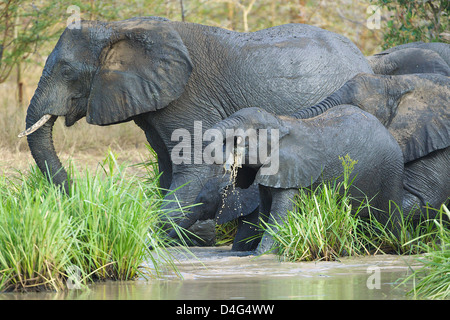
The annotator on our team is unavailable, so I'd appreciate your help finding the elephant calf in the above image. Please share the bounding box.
[212,105,405,254]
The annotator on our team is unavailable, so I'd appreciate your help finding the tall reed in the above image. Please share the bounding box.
[0,151,183,292]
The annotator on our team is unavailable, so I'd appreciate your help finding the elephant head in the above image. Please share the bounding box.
[212,107,325,189]
[19,17,192,192]
[293,73,450,163]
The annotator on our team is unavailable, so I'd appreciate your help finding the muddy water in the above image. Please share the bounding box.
[0,246,420,300]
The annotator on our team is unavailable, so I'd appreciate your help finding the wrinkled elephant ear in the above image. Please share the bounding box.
[87,19,192,125]
[388,74,450,162]
[216,184,260,225]
[255,125,325,189]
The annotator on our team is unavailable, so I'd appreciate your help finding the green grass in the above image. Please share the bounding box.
[403,204,450,299]
[257,155,449,299]
[0,150,184,292]
[215,220,239,246]
[261,155,368,261]
[261,155,449,263]
[262,177,371,261]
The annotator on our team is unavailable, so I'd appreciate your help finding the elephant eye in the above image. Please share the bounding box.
[60,64,76,81]
[62,68,73,79]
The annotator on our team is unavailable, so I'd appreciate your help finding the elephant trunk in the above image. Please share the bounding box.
[166,206,200,238]
[24,95,69,193]
[162,164,221,226]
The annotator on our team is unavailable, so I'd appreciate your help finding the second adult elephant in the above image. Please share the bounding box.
[20,16,372,238]
[294,73,450,218]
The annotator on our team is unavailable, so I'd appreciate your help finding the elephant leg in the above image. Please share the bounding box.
[256,187,298,255]
[162,164,223,246]
[133,117,173,190]
[403,147,450,222]
[364,158,405,238]
[232,209,263,251]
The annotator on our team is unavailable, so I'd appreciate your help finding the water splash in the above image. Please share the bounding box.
[217,139,246,222]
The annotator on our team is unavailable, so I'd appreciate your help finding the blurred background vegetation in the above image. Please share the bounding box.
[1,0,448,102]
[0,0,448,163]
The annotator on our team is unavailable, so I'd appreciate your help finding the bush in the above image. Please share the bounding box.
[371,0,449,49]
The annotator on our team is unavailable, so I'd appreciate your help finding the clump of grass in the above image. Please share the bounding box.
[265,165,366,260]
[261,155,448,262]
[0,170,79,291]
[215,220,239,246]
[359,203,447,256]
[403,204,450,299]
[262,155,370,261]
[0,150,183,292]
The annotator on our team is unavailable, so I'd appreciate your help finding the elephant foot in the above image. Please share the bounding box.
[172,220,217,247]
[255,233,278,256]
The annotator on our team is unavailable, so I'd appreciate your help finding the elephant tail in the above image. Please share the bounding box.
[292,94,342,119]
[292,75,360,119]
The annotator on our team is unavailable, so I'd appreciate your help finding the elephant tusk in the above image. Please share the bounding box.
[18,114,52,138]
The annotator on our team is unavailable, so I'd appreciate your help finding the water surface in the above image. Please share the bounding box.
[0,246,420,300]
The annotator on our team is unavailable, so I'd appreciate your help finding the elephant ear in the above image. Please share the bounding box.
[87,19,192,125]
[255,122,325,189]
[388,75,450,163]
[215,184,259,225]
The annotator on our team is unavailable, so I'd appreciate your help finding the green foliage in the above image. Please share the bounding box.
[0,167,78,291]
[263,155,371,262]
[371,0,449,49]
[264,181,369,262]
[0,151,183,292]
[0,0,66,83]
[215,220,239,246]
[0,0,168,84]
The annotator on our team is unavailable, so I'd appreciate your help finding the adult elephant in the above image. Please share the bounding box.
[20,16,372,234]
[294,73,450,219]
